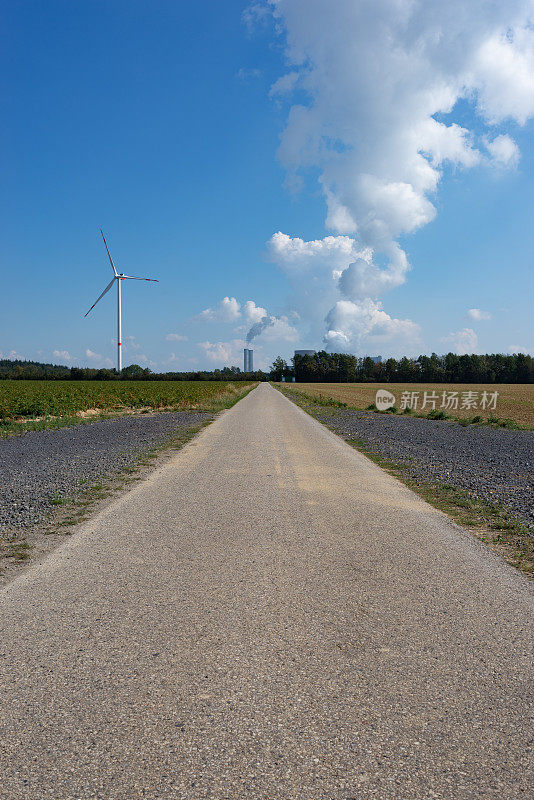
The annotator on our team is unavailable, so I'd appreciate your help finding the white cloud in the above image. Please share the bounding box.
[197,296,241,323]
[270,1,533,249]
[0,349,24,360]
[270,71,299,98]
[242,2,270,34]
[338,256,405,299]
[53,349,73,363]
[165,333,188,342]
[262,1,534,351]
[242,300,267,324]
[324,299,421,356]
[85,349,113,368]
[137,354,157,369]
[468,308,492,321]
[124,335,141,351]
[469,27,534,125]
[508,345,530,355]
[485,134,520,167]
[266,231,416,354]
[267,231,368,273]
[266,230,370,337]
[196,293,299,346]
[441,328,478,354]
[198,339,245,366]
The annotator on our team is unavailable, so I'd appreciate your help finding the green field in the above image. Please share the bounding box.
[0,380,252,422]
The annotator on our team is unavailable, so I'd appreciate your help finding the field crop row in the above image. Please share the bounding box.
[0,380,252,420]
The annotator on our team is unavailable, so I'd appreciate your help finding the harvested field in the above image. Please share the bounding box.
[283,382,534,427]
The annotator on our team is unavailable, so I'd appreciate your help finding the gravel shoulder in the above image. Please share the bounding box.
[314,407,534,529]
[0,411,212,583]
[277,386,533,573]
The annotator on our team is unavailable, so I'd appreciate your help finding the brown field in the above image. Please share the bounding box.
[282,383,534,427]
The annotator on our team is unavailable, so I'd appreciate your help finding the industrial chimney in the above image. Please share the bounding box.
[243,348,253,372]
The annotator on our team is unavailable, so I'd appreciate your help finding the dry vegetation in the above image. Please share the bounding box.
[284,383,534,427]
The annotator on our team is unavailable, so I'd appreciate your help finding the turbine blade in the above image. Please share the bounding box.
[84,277,116,317]
[122,275,159,282]
[100,229,118,276]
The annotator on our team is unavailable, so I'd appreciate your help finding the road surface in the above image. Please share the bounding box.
[0,383,531,799]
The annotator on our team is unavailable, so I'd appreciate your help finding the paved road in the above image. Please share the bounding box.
[0,384,531,799]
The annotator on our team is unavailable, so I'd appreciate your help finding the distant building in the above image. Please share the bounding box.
[243,348,253,372]
[294,349,316,357]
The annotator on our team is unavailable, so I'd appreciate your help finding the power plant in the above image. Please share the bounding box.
[294,349,316,357]
[243,348,253,372]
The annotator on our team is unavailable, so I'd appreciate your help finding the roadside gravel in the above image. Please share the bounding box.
[0,411,212,531]
[315,408,534,529]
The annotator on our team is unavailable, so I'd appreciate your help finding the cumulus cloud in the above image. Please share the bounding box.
[508,345,530,355]
[469,27,534,125]
[242,300,267,324]
[485,134,520,167]
[197,294,299,346]
[53,349,73,363]
[197,296,241,323]
[85,349,113,368]
[468,308,492,321]
[441,328,478,354]
[266,231,370,317]
[165,333,188,342]
[270,1,533,243]
[324,299,421,356]
[198,340,245,365]
[259,0,534,352]
[266,231,418,353]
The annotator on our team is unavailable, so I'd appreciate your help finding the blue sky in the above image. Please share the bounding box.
[1,0,533,371]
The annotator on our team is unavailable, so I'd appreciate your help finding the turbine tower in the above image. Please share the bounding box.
[85,230,158,373]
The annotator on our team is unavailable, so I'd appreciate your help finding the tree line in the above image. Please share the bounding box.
[1,351,533,383]
[272,351,534,383]
[0,359,267,381]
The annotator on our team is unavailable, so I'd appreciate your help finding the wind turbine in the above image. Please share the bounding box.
[85,230,158,373]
